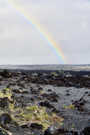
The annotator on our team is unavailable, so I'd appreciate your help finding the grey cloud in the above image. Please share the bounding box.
[0,0,90,64]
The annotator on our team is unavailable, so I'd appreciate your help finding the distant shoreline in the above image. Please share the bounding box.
[0,64,90,70]
[0,64,90,72]
[0,65,90,76]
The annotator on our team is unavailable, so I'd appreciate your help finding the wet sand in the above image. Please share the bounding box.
[0,65,89,135]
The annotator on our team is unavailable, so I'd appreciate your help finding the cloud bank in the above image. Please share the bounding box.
[0,0,90,64]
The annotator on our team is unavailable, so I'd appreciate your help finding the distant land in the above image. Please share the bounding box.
[0,64,90,71]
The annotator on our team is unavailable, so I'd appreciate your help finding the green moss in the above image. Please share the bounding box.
[0,87,15,113]
[0,88,12,101]
[18,105,64,130]
[63,104,75,110]
[51,72,58,77]
[0,88,64,131]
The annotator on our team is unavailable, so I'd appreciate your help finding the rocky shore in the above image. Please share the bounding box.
[0,68,89,135]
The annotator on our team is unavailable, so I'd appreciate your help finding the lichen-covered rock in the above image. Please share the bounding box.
[30,123,43,130]
[44,126,57,135]
[0,128,8,135]
[0,113,12,129]
[0,97,9,108]
[83,126,90,135]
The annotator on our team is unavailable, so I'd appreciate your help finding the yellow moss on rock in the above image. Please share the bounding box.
[63,104,75,110]
[0,88,64,131]
[0,88,12,101]
[18,105,64,130]
[0,87,15,113]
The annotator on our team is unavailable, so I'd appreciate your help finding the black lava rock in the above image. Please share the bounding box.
[44,126,58,135]
[0,113,12,128]
[83,126,90,135]
[0,70,10,78]
[0,97,9,108]
[44,126,79,135]
[0,128,8,135]
[39,101,54,109]
[30,123,43,130]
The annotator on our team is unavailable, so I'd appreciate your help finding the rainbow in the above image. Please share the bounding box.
[8,0,66,64]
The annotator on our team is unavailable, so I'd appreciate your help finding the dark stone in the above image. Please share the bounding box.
[44,127,67,135]
[20,124,28,128]
[0,113,12,129]
[47,89,52,92]
[13,89,21,93]
[0,70,10,78]
[0,97,9,108]
[48,92,59,102]
[44,126,79,135]
[66,93,71,96]
[64,131,79,135]
[31,88,40,94]
[39,101,54,109]
[0,128,8,135]
[72,95,86,111]
[13,89,28,94]
[32,130,43,135]
[82,126,90,135]
[21,123,43,130]
[30,123,43,130]
[44,126,57,135]
[38,87,43,91]
[41,92,58,102]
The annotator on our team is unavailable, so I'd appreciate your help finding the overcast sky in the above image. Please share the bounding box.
[0,0,90,65]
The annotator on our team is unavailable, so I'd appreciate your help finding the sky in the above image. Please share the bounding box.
[0,0,90,65]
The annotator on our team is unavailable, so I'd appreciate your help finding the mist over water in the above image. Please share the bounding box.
[0,0,90,65]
